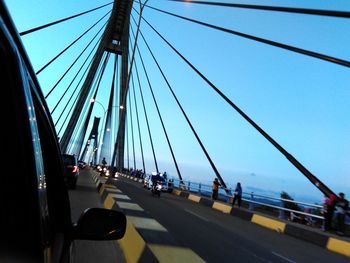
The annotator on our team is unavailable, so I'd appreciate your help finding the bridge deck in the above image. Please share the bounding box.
[78,168,349,262]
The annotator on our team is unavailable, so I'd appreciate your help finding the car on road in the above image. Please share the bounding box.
[78,160,87,169]
[1,2,126,262]
[62,153,79,189]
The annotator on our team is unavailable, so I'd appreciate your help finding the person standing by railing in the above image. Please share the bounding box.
[212,178,221,200]
[232,182,242,208]
[336,192,349,235]
[323,194,337,231]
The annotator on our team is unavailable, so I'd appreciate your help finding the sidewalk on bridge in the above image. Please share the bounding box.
[68,168,125,263]
[120,174,350,258]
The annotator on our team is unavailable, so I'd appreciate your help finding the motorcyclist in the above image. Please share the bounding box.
[151,172,162,193]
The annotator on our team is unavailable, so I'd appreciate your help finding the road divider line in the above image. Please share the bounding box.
[185,209,209,222]
[115,201,145,211]
[271,251,296,263]
[126,216,168,232]
[109,193,131,200]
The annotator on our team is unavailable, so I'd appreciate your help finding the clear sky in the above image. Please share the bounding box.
[5,0,350,202]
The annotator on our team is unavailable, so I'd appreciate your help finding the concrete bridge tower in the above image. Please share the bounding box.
[60,0,134,170]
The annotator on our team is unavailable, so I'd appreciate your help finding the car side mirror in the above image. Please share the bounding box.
[72,208,126,240]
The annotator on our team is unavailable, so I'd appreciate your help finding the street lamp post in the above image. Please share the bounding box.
[90,98,107,164]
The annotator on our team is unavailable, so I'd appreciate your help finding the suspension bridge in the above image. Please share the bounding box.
[4,0,350,261]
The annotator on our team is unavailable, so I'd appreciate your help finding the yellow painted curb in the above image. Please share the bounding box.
[251,214,286,233]
[118,221,146,263]
[212,202,232,214]
[188,194,201,203]
[148,244,206,263]
[326,237,350,257]
[173,189,182,196]
[103,194,115,209]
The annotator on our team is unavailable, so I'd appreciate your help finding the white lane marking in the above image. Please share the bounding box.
[109,193,130,200]
[127,216,167,231]
[271,251,296,263]
[117,201,144,211]
[184,209,209,222]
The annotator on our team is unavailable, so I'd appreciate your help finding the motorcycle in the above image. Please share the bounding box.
[151,181,162,197]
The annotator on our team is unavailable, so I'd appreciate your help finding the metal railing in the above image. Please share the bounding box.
[111,171,349,232]
[169,177,325,223]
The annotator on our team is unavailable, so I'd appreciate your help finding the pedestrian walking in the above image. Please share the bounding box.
[212,178,221,200]
[336,193,349,235]
[323,194,337,231]
[232,182,242,208]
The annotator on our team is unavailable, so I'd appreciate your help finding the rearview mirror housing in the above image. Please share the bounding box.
[72,208,126,240]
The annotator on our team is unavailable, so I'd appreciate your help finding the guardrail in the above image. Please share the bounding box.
[168,178,325,225]
[113,171,349,231]
[130,174,324,223]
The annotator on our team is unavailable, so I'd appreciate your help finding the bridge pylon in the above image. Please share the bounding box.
[60,0,134,170]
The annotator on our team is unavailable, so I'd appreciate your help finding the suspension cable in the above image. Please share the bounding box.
[56,54,95,133]
[131,26,184,181]
[128,84,137,169]
[167,0,350,18]
[51,32,104,114]
[132,16,222,185]
[135,6,350,68]
[131,70,146,175]
[36,10,111,75]
[53,34,102,121]
[133,50,159,172]
[138,14,337,198]
[57,52,106,137]
[69,53,110,155]
[46,22,106,100]
[20,2,113,36]
[126,112,130,170]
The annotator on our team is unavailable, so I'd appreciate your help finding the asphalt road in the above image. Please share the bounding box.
[116,176,349,263]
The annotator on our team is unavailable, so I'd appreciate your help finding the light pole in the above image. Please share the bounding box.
[90,98,107,163]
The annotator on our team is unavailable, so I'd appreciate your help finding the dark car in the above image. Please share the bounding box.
[62,154,79,189]
[1,2,126,262]
[78,160,87,169]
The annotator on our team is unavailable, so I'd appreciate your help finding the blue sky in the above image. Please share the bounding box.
[5,0,350,202]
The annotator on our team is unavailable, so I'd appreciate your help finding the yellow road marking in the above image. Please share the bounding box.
[327,237,350,257]
[118,221,146,263]
[103,194,115,209]
[148,245,206,263]
[173,189,182,196]
[212,202,232,214]
[188,194,201,203]
[251,214,286,233]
